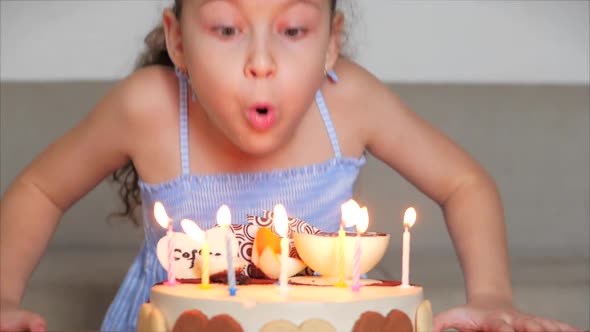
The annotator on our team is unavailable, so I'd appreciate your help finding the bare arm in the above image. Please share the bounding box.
[0,74,144,307]
[346,65,511,304]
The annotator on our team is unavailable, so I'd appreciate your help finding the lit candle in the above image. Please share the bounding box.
[338,199,360,287]
[180,219,210,289]
[154,202,178,286]
[401,207,417,287]
[352,207,369,292]
[273,204,289,296]
[217,205,236,296]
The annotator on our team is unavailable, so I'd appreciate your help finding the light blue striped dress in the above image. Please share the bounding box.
[100,70,366,331]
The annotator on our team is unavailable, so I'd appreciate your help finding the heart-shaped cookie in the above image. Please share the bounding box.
[352,309,413,332]
[260,318,336,332]
[172,309,243,332]
[137,303,168,332]
[415,300,433,332]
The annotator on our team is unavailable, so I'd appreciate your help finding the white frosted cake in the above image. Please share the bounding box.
[139,279,431,332]
[140,207,432,332]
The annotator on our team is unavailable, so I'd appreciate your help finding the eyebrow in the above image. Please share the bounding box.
[199,0,322,11]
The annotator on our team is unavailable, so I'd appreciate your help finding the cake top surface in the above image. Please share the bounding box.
[151,282,422,304]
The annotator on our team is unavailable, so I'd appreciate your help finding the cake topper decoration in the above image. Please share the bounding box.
[156,226,244,280]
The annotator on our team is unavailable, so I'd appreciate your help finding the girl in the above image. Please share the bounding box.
[0,1,579,331]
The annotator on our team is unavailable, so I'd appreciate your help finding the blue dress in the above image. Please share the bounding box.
[100,70,366,331]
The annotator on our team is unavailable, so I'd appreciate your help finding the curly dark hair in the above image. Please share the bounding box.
[112,0,339,225]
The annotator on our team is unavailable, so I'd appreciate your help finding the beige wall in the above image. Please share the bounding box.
[1,82,588,259]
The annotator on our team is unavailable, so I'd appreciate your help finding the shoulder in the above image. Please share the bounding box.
[94,66,180,141]
[113,65,179,121]
[324,57,406,149]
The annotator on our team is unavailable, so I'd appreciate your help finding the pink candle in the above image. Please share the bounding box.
[352,233,361,291]
[338,200,361,288]
[352,207,369,292]
[401,207,416,287]
[166,222,178,285]
[154,202,178,286]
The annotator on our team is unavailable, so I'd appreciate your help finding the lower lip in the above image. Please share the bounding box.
[246,108,276,131]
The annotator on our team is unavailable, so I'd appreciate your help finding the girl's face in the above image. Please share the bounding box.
[165,0,341,156]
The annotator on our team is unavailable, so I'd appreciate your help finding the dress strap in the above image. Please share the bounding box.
[176,69,190,176]
[315,70,342,159]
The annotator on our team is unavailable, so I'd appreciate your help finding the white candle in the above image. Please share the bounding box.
[274,204,289,296]
[225,228,236,294]
[401,207,416,287]
[401,226,410,286]
[217,205,236,296]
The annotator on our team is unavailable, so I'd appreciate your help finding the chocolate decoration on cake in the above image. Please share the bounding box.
[172,310,243,332]
[352,309,413,332]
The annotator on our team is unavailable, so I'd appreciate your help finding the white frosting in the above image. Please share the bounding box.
[149,282,423,332]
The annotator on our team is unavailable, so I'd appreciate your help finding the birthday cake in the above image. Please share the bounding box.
[138,204,432,332]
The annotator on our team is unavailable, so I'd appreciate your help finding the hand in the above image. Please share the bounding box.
[433,300,581,332]
[0,304,46,332]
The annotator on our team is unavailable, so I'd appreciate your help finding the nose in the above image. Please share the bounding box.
[244,40,276,79]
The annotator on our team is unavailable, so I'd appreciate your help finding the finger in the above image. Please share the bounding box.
[30,315,47,332]
[481,317,515,332]
[554,321,582,332]
[2,312,46,332]
[513,315,545,332]
[433,308,473,332]
[533,317,563,332]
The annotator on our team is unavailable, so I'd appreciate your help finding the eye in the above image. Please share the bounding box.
[283,27,307,39]
[214,25,240,38]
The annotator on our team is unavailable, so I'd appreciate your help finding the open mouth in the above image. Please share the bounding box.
[246,104,276,131]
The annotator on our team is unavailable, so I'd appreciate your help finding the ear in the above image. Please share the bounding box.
[163,9,186,69]
[325,11,344,72]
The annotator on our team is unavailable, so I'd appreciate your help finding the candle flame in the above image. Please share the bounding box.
[273,204,289,238]
[181,219,205,243]
[216,204,231,228]
[341,199,361,228]
[154,201,171,228]
[356,207,369,233]
[403,207,416,228]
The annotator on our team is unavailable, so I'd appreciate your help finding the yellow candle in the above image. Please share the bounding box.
[180,219,210,290]
[335,225,347,287]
